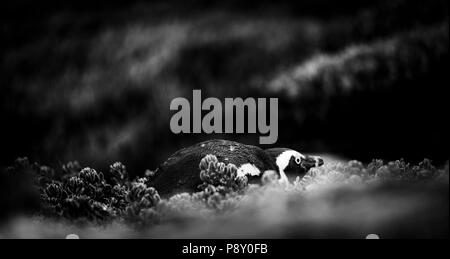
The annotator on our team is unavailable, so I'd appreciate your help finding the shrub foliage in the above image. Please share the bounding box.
[0,155,447,225]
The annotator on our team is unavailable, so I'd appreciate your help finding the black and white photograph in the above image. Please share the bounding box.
[0,0,448,242]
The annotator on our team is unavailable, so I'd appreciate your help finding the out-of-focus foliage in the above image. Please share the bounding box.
[0,158,40,220]
[296,158,449,193]
[174,154,249,211]
[1,156,447,233]
[0,154,448,237]
[0,158,160,224]
[1,0,448,172]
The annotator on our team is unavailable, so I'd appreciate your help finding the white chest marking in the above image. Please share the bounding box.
[275,150,305,183]
[237,163,261,177]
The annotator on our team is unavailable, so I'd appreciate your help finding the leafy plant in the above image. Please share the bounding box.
[0,155,448,227]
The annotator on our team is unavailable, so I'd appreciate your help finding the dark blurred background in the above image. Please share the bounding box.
[1,0,448,175]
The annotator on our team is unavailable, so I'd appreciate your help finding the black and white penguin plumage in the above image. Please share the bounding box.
[150,139,324,196]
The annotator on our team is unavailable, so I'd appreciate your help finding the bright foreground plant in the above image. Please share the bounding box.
[0,155,448,237]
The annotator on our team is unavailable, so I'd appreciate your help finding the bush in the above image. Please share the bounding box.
[0,155,447,228]
[37,161,161,223]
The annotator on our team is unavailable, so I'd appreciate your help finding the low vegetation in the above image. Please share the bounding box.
[0,155,447,238]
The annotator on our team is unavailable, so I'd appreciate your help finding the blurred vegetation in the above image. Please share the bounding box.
[0,155,447,238]
[0,0,448,175]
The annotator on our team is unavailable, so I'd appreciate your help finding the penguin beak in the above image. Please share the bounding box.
[301,156,324,169]
[315,156,324,167]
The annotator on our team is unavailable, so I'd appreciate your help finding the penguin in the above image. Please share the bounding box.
[150,139,324,196]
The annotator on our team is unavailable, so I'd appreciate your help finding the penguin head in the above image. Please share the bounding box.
[265,148,324,182]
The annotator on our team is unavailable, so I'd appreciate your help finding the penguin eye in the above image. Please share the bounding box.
[295,157,301,164]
